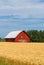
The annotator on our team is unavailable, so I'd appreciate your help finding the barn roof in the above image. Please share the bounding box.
[5,30,23,38]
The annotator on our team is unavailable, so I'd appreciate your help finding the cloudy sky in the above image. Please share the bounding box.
[0,0,44,38]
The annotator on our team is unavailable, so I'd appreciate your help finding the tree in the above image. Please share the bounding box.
[26,30,44,42]
[0,38,5,42]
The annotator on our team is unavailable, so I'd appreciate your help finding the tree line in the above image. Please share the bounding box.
[0,38,5,42]
[26,30,44,42]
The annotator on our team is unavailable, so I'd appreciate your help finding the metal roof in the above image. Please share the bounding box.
[5,30,22,38]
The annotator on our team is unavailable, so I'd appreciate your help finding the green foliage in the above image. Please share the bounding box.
[0,38,5,42]
[26,30,44,42]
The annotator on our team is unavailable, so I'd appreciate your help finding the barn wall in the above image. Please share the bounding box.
[5,38,15,42]
[15,31,30,42]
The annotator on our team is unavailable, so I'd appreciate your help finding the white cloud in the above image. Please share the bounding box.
[0,0,44,18]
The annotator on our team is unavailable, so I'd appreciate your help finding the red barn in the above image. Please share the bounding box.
[5,31,30,42]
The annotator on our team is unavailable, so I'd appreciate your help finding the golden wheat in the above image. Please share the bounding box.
[0,42,44,65]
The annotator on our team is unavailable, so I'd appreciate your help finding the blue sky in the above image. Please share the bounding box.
[0,0,44,38]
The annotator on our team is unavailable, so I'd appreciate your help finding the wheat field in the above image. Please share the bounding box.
[0,42,44,65]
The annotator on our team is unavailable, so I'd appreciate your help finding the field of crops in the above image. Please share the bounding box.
[0,42,44,65]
